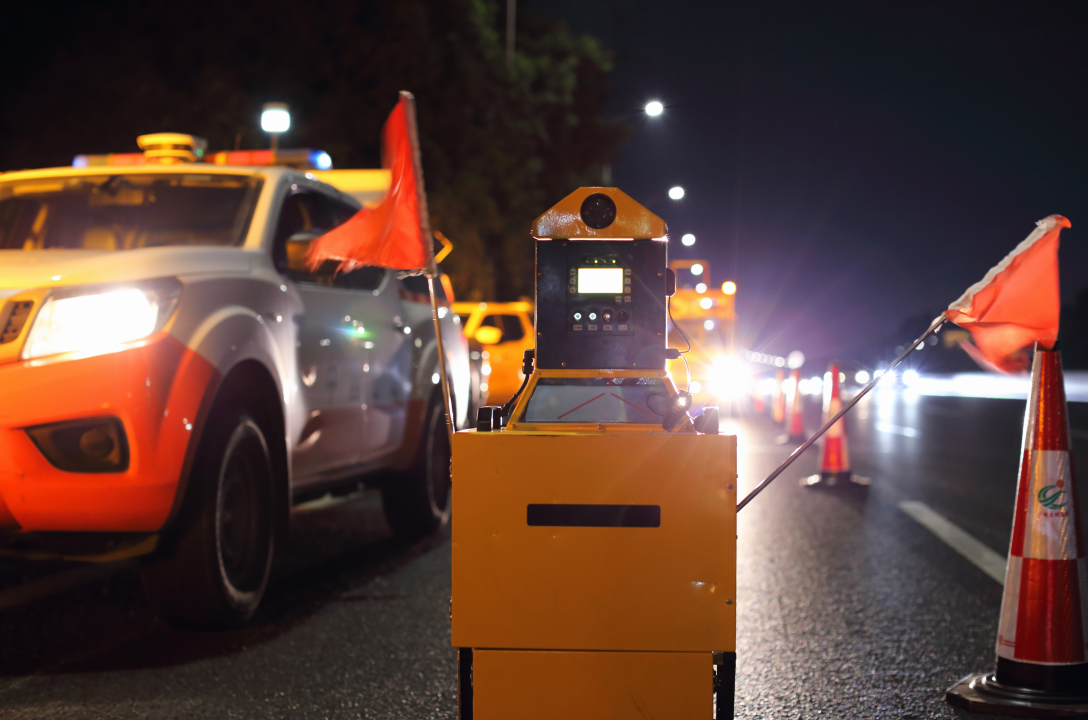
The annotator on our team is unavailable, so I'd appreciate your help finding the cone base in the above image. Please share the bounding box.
[946,673,1088,718]
[997,658,1088,695]
[801,472,871,489]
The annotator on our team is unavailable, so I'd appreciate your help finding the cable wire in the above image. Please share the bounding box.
[668,296,691,353]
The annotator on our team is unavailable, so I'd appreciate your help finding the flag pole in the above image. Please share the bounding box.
[401,91,455,445]
[736,313,946,512]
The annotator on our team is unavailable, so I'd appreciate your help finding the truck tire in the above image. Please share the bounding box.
[382,394,452,536]
[141,410,275,628]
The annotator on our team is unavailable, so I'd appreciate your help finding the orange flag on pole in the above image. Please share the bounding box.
[945,215,1068,373]
[307,92,437,276]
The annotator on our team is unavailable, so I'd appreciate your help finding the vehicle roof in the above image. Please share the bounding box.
[451,300,534,314]
[1,164,269,181]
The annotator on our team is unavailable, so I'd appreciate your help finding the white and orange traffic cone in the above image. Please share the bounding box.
[946,347,1088,716]
[752,375,766,415]
[772,368,786,425]
[779,369,805,443]
[779,367,806,444]
[802,363,868,488]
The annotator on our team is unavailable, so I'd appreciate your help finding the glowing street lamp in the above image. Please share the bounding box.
[722,281,736,295]
[645,100,664,116]
[668,186,685,200]
[261,102,290,152]
[681,233,696,246]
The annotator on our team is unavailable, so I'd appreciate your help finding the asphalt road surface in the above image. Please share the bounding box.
[2,387,1086,719]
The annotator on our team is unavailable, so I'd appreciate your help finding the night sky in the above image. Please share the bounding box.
[3,1,1086,364]
[526,0,1088,361]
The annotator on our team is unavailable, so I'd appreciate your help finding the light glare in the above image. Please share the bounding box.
[855,370,871,384]
[668,186,685,200]
[681,233,696,246]
[645,101,664,116]
[261,107,291,133]
[699,297,713,310]
[704,319,715,330]
[690,263,704,276]
[25,289,158,359]
[695,283,707,293]
[722,281,736,295]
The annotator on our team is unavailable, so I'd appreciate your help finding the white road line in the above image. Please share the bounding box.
[876,422,919,437]
[0,560,134,612]
[898,501,1006,584]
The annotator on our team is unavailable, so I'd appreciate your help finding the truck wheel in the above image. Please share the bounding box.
[141,411,275,628]
[382,395,452,536]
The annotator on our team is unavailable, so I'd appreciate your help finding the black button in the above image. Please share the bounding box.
[616,311,629,323]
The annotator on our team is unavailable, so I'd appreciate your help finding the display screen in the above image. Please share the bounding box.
[577,267,624,294]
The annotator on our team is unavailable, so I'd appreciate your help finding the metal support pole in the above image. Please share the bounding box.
[506,0,517,69]
[737,314,946,512]
[428,275,456,446]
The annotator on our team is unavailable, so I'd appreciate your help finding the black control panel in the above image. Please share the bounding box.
[536,239,667,370]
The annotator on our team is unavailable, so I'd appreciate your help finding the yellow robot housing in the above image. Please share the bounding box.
[451,187,738,719]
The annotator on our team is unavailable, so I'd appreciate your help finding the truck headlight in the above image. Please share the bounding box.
[23,280,181,360]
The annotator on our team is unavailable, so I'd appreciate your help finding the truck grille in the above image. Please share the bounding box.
[1,301,34,344]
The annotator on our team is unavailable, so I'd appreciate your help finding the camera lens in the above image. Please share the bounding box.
[579,193,617,229]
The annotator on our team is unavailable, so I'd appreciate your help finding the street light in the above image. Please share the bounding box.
[722,281,736,295]
[690,263,704,276]
[668,186,685,200]
[681,233,696,246]
[645,100,664,116]
[261,102,290,152]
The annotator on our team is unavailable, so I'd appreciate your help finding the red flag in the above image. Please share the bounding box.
[307,93,435,274]
[945,215,1068,373]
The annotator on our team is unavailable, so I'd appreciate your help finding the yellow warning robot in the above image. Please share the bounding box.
[451,188,738,719]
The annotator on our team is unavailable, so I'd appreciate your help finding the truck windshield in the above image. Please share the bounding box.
[0,173,263,250]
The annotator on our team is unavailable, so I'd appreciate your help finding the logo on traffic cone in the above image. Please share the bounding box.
[802,363,868,488]
[777,367,806,444]
[772,368,786,424]
[947,347,1088,715]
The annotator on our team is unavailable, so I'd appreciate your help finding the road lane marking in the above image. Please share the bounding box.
[876,422,919,437]
[0,560,134,612]
[898,501,1006,584]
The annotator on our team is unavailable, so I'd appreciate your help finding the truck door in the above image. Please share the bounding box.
[273,190,371,482]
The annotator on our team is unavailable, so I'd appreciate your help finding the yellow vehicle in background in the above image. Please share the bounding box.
[451,301,534,405]
[666,260,746,406]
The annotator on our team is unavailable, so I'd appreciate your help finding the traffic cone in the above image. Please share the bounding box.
[772,369,786,424]
[802,363,869,488]
[946,347,1088,716]
[777,367,806,444]
[752,374,766,415]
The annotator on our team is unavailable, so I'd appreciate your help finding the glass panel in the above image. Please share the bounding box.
[523,377,670,423]
[0,174,262,250]
[577,267,624,294]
